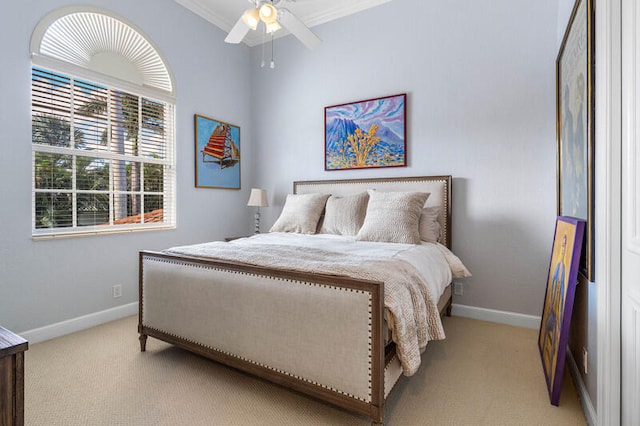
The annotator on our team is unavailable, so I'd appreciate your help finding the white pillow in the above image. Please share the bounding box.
[319,192,369,236]
[419,206,442,243]
[269,193,330,234]
[356,190,430,244]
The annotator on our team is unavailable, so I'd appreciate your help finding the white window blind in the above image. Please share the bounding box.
[31,66,175,237]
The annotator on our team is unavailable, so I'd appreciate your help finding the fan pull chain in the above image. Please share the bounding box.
[261,27,266,68]
[270,33,275,68]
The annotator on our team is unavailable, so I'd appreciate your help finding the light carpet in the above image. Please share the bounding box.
[24,315,587,425]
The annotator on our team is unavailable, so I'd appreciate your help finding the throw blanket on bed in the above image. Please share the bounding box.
[165,233,457,376]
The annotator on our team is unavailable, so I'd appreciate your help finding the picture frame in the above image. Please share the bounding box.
[194,114,241,189]
[556,0,594,280]
[538,216,585,406]
[324,93,406,171]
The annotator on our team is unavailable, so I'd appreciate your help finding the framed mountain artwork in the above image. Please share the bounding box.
[324,93,406,171]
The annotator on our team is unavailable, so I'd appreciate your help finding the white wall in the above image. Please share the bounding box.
[0,0,254,333]
[0,0,573,334]
[250,0,561,316]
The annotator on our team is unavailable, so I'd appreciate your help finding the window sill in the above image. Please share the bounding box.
[32,224,176,240]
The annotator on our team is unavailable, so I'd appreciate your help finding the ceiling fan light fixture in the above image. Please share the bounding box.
[241,8,260,31]
[265,21,281,34]
[259,4,278,25]
[225,0,321,53]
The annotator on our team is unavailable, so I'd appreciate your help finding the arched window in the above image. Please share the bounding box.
[30,7,175,237]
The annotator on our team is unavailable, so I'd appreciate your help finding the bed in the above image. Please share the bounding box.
[138,175,468,424]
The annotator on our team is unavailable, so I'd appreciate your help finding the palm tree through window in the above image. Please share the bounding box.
[30,9,175,237]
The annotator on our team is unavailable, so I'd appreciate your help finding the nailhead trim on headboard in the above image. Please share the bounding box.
[293,175,452,248]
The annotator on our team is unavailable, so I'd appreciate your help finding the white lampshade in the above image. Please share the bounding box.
[242,8,260,30]
[265,20,282,34]
[259,3,278,24]
[247,188,268,207]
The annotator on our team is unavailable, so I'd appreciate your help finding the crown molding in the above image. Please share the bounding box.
[175,0,237,32]
[302,0,392,28]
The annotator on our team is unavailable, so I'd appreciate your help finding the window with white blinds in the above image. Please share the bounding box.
[31,66,175,236]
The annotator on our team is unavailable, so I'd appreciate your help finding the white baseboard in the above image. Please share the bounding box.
[16,302,539,343]
[567,348,597,426]
[19,302,138,344]
[451,303,541,329]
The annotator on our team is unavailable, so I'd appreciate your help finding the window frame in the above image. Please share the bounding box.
[30,8,176,238]
[31,64,176,239]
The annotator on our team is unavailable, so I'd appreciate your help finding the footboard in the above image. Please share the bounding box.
[138,251,387,422]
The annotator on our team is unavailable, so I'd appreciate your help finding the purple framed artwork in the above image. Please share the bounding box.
[538,216,585,406]
[324,93,406,171]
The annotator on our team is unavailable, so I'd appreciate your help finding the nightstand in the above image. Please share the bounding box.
[0,327,28,426]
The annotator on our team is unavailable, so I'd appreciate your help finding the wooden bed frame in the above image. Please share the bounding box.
[138,175,453,424]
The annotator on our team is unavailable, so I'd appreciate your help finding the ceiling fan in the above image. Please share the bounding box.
[225,0,322,51]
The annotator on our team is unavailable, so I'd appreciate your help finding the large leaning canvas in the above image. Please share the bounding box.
[556,0,594,280]
[325,93,406,171]
[538,216,584,406]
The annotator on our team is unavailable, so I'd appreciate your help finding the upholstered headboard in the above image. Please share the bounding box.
[293,176,452,248]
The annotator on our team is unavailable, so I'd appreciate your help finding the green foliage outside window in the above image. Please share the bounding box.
[32,67,168,230]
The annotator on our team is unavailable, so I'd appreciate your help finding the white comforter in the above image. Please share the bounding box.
[165,233,469,375]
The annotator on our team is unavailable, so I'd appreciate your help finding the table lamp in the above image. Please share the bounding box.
[247,188,268,233]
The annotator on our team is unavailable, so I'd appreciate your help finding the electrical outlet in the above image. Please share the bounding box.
[454,282,464,296]
[583,347,588,374]
[112,284,122,299]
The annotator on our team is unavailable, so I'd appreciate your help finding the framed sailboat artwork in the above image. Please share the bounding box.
[195,114,241,189]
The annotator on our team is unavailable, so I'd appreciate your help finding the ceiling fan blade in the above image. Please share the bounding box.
[225,17,251,44]
[278,9,321,50]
